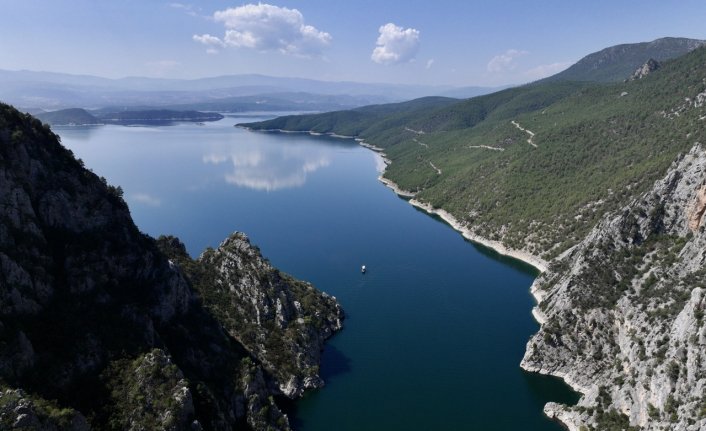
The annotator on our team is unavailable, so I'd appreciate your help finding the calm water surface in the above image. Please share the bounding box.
[58,115,578,430]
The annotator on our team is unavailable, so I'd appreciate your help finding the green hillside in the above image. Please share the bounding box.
[241,46,706,260]
[246,96,459,136]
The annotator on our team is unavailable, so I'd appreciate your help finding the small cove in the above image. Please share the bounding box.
[58,114,578,430]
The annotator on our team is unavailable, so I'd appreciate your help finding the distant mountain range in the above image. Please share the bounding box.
[0,69,502,112]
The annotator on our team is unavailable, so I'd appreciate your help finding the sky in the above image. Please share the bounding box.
[1,0,705,87]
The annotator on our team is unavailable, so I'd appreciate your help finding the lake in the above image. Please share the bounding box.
[57,114,578,430]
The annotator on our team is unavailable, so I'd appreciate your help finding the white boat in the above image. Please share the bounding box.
[361,265,366,273]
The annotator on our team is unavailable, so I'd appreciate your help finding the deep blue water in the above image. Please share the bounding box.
[57,115,577,430]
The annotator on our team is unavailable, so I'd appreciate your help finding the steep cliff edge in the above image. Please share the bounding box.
[522,144,706,430]
[157,234,343,398]
[0,103,342,430]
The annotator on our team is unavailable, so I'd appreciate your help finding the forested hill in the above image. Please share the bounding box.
[244,96,459,136]
[241,43,706,262]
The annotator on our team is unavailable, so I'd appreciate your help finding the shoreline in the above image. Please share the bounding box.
[406,198,549,273]
[362,141,549,273]
[241,126,550,273]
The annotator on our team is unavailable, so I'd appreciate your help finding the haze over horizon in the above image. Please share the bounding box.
[2,0,706,88]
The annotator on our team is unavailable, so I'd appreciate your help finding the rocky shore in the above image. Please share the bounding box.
[522,144,706,430]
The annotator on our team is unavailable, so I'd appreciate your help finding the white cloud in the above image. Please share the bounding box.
[193,34,224,46]
[194,3,331,57]
[169,2,197,16]
[132,193,162,207]
[487,49,529,72]
[524,61,573,80]
[193,34,224,54]
[371,23,420,65]
[426,59,435,69]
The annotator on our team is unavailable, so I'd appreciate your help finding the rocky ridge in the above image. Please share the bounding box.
[0,103,343,430]
[157,234,344,398]
[522,144,706,430]
[629,59,661,81]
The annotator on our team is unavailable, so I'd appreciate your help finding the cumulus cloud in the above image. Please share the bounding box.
[525,61,573,80]
[426,59,435,69]
[487,49,529,72]
[193,3,331,57]
[371,23,420,65]
[193,34,224,53]
[193,34,224,46]
[169,2,198,16]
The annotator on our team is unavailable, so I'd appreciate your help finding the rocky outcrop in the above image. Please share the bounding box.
[238,358,290,431]
[687,185,706,231]
[102,349,198,431]
[0,387,90,430]
[158,234,344,398]
[523,144,706,430]
[628,58,661,81]
[0,102,342,430]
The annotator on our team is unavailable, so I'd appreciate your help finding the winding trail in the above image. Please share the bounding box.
[468,145,504,151]
[413,137,429,148]
[405,127,426,135]
[511,120,538,148]
[429,161,442,175]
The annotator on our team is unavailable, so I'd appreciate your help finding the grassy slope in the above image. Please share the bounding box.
[241,47,706,260]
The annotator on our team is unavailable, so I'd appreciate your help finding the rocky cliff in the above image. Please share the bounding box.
[522,144,706,430]
[0,103,343,430]
[157,234,343,398]
[628,59,661,81]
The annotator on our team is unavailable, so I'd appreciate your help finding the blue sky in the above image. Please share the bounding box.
[2,0,705,86]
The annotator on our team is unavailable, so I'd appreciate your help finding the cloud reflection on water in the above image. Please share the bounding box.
[203,142,332,191]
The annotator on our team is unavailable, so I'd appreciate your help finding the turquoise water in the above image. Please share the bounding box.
[57,116,578,430]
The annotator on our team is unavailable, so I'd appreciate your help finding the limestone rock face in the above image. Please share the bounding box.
[160,233,345,398]
[629,58,661,80]
[102,349,197,431]
[0,388,90,431]
[523,144,706,430]
[687,185,706,231]
[239,359,290,431]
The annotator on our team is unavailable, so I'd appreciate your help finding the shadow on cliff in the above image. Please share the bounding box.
[521,371,580,409]
[279,343,352,428]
